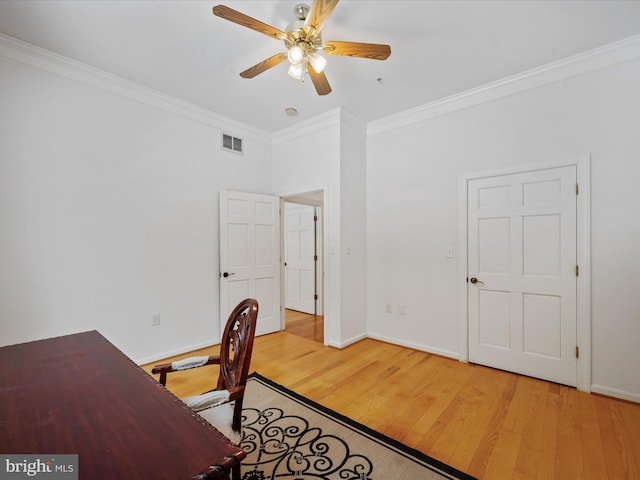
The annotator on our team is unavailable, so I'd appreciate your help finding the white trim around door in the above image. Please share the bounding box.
[457,155,591,392]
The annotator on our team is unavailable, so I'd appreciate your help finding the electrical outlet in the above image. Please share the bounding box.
[151,313,161,326]
[399,304,406,315]
[385,304,392,313]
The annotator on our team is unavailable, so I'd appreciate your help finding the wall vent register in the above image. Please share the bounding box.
[222,133,243,154]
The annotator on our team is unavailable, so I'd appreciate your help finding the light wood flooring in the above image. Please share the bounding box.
[141,311,640,479]
[283,308,324,343]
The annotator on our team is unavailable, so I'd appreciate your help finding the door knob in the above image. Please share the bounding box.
[221,272,235,278]
[469,277,484,285]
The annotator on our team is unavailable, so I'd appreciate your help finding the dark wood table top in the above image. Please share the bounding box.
[0,330,245,479]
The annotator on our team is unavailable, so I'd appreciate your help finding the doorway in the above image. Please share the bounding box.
[458,157,591,391]
[468,166,577,386]
[282,190,324,343]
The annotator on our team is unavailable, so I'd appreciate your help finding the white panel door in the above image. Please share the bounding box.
[468,166,577,386]
[284,203,316,314]
[219,190,281,336]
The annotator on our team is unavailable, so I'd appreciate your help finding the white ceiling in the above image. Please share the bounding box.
[1,0,640,133]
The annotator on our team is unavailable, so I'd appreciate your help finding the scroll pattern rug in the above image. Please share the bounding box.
[240,373,476,480]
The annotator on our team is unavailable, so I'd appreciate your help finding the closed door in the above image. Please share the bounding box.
[219,190,281,336]
[284,203,316,314]
[468,166,577,386]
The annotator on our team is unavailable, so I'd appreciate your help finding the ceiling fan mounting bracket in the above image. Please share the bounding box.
[293,4,310,21]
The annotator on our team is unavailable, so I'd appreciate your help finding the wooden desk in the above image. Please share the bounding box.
[0,330,245,479]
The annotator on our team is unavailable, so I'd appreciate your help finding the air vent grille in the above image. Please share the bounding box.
[222,133,243,154]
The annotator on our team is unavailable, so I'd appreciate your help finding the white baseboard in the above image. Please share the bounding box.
[366,333,459,360]
[134,340,218,366]
[327,333,368,349]
[590,384,640,404]
[136,337,640,405]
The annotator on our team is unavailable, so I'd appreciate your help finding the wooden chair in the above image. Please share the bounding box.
[152,298,258,447]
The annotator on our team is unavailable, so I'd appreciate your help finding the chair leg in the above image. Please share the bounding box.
[232,463,240,480]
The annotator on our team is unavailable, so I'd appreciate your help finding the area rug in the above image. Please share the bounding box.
[240,373,476,480]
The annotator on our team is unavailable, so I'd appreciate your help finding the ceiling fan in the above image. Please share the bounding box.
[212,0,391,95]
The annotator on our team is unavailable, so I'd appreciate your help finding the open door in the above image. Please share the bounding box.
[284,202,317,314]
[219,190,281,336]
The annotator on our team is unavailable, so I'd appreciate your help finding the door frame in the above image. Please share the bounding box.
[280,190,327,344]
[457,155,591,392]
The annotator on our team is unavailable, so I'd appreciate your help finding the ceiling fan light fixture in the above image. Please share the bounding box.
[287,62,305,80]
[308,52,327,73]
[287,45,305,64]
[212,2,391,96]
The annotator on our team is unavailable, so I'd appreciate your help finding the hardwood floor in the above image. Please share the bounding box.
[284,308,324,343]
[141,313,640,479]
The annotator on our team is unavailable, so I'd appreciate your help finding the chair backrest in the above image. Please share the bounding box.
[217,298,258,430]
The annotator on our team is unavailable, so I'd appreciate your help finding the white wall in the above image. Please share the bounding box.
[367,56,640,401]
[0,55,272,363]
[338,112,368,344]
[3,32,639,402]
[272,111,342,345]
[272,108,368,347]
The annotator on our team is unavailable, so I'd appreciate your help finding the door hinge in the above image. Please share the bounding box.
[576,265,579,277]
[314,294,318,300]
[576,346,579,358]
[576,183,579,195]
[314,215,318,222]
[314,255,318,261]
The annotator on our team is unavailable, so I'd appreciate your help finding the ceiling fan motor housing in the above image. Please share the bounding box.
[284,30,322,52]
[285,4,322,54]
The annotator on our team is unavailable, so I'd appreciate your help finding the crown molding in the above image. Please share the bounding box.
[0,32,271,143]
[368,33,640,136]
[5,30,639,143]
[272,107,341,145]
[272,107,366,145]
[340,107,367,133]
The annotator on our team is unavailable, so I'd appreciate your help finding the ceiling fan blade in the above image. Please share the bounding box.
[213,5,287,41]
[324,41,391,60]
[240,53,288,79]
[304,0,340,36]
[307,68,332,96]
